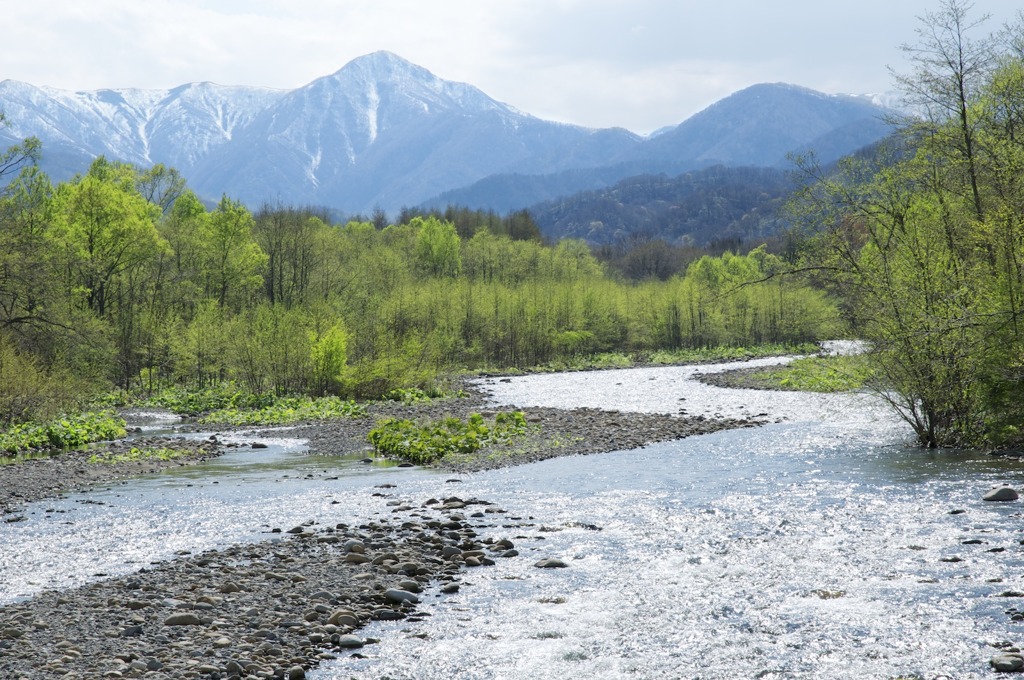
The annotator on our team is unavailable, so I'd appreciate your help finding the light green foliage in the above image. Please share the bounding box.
[205,196,267,310]
[382,386,458,404]
[0,332,65,427]
[413,216,462,277]
[136,164,186,215]
[227,303,309,395]
[0,136,841,413]
[200,396,365,425]
[791,3,1024,447]
[0,130,40,187]
[142,383,275,416]
[51,158,168,317]
[0,411,126,453]
[173,300,230,389]
[309,322,348,397]
[367,411,528,465]
[749,355,873,392]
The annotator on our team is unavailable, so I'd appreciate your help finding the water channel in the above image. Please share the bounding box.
[3,356,1024,678]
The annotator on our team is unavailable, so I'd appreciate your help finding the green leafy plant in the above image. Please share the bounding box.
[381,386,464,404]
[367,411,528,465]
[141,384,276,416]
[200,396,365,425]
[749,355,874,392]
[0,411,127,453]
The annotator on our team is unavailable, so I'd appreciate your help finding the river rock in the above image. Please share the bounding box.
[384,588,419,604]
[287,666,306,680]
[984,486,1019,502]
[335,634,365,649]
[327,610,359,627]
[162,613,202,626]
[991,653,1024,672]
[535,558,569,569]
[397,579,423,593]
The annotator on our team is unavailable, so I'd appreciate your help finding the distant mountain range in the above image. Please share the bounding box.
[0,51,896,215]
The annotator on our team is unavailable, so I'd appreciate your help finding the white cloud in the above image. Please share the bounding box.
[4,0,1023,133]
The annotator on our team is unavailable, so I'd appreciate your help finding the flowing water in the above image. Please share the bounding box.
[3,356,1024,678]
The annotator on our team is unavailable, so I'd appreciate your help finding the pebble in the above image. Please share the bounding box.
[162,613,201,626]
[335,634,365,649]
[384,588,420,604]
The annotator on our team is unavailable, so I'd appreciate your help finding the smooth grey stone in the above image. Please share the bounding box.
[991,654,1024,672]
[163,613,202,626]
[984,486,1019,502]
[335,634,365,649]
[535,557,569,569]
[384,588,419,604]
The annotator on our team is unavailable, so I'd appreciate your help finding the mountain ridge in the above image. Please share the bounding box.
[0,51,895,214]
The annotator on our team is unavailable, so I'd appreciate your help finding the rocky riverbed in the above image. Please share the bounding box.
[0,492,544,679]
[296,387,758,474]
[0,382,761,678]
[693,364,795,391]
[1,386,759,517]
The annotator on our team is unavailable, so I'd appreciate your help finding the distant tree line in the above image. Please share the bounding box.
[0,144,839,425]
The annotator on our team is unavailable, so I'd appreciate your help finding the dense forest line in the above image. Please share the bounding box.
[527,165,793,248]
[5,0,1017,456]
[0,142,838,428]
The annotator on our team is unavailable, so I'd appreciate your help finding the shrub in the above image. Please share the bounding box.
[367,411,528,465]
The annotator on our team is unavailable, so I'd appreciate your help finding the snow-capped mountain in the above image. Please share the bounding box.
[0,78,282,177]
[0,52,894,214]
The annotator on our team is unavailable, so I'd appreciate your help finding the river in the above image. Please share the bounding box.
[3,356,1023,678]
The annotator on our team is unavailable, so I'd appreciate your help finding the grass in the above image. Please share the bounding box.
[736,354,873,392]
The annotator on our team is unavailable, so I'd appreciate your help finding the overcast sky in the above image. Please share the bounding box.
[5,1,1022,134]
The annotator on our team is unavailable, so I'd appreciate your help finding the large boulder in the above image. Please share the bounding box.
[984,486,1019,502]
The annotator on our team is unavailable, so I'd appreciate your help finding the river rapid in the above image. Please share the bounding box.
[3,356,1024,678]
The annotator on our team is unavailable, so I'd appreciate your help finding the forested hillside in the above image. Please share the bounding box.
[0,141,839,428]
[528,165,794,246]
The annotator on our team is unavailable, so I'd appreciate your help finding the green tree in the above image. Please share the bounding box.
[413,216,461,277]
[204,196,267,310]
[790,4,1024,447]
[50,158,167,318]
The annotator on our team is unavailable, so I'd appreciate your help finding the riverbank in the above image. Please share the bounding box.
[0,492,539,679]
[1,382,760,517]
[695,364,797,391]
[296,385,758,474]
[0,437,222,517]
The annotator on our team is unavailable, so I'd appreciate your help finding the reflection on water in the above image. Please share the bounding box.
[3,360,1024,678]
